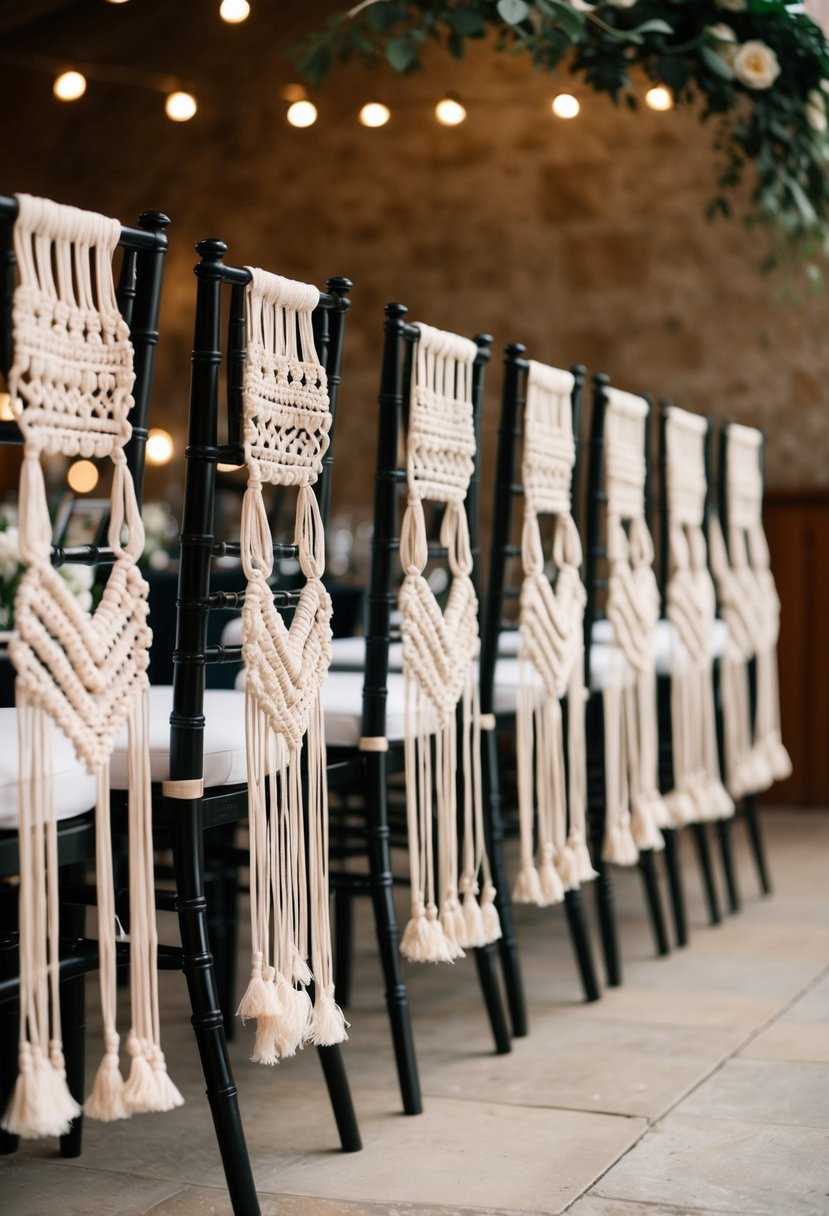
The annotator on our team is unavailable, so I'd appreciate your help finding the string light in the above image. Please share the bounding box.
[165,90,197,122]
[105,1,131,4]
[146,428,175,465]
[287,99,318,128]
[0,393,13,421]
[219,0,250,22]
[435,94,466,126]
[359,101,390,128]
[645,85,673,111]
[551,93,579,119]
[67,460,99,493]
[53,70,87,102]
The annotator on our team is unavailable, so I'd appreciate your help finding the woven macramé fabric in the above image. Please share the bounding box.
[2,194,181,1140]
[512,362,596,909]
[600,388,667,864]
[397,323,501,963]
[662,406,733,826]
[236,268,346,1059]
[709,423,791,799]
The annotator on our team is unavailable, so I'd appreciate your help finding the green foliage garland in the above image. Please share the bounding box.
[292,1,829,251]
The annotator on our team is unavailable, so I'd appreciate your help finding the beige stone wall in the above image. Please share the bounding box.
[1,0,827,517]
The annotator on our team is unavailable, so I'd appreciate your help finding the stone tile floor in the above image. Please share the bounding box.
[4,808,828,1215]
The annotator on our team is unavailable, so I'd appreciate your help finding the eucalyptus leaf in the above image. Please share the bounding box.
[496,0,530,26]
[386,34,419,71]
[537,0,585,42]
[701,44,735,81]
[366,1,407,33]
[450,5,487,35]
[629,18,673,36]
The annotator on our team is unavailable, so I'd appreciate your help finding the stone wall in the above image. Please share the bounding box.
[1,0,827,519]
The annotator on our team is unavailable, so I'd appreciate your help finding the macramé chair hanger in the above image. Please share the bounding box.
[479,344,601,1013]
[583,374,674,986]
[323,303,513,1119]
[0,193,171,1152]
[106,240,360,1216]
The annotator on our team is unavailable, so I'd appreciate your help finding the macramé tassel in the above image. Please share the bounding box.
[84,1031,127,1122]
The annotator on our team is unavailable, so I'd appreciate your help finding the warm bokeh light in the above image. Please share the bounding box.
[287,99,318,128]
[0,393,13,421]
[105,1,131,5]
[220,0,250,22]
[359,101,391,128]
[68,460,99,494]
[53,70,87,102]
[645,85,673,112]
[165,91,197,122]
[551,93,580,119]
[435,95,466,126]
[146,428,175,466]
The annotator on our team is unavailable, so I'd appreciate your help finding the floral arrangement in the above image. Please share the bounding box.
[0,514,94,631]
[292,1,829,250]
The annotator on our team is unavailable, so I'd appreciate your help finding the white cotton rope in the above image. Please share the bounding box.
[512,362,596,909]
[397,322,501,964]
[600,388,667,866]
[663,407,733,826]
[709,423,791,799]
[235,267,347,1061]
[2,194,181,1139]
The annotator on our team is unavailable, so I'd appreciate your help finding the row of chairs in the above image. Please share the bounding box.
[0,195,788,1216]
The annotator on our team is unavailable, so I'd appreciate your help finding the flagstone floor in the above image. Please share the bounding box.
[5,807,829,1216]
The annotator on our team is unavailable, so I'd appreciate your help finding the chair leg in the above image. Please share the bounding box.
[717,817,740,913]
[661,828,688,947]
[473,944,511,1055]
[316,1045,362,1152]
[205,823,239,1040]
[333,886,354,1011]
[59,862,86,1158]
[638,848,670,957]
[171,801,261,1216]
[743,795,772,896]
[0,903,20,1155]
[483,729,527,1038]
[692,822,722,926]
[365,754,422,1116]
[564,888,601,1002]
[593,862,622,987]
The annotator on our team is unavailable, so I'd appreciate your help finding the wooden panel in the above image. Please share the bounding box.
[763,490,829,807]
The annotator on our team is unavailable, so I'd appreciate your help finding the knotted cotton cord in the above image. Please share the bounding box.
[512,362,596,909]
[2,194,180,1139]
[709,424,791,799]
[236,267,346,1060]
[398,323,501,964]
[663,407,733,826]
[601,388,667,865]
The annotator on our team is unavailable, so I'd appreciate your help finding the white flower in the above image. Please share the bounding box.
[807,88,827,133]
[715,0,746,10]
[0,528,22,581]
[733,41,781,90]
[707,23,736,42]
[707,23,738,69]
[59,563,94,595]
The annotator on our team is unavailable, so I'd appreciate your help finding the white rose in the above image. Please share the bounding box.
[715,0,746,10]
[733,41,781,90]
[0,528,22,581]
[707,23,736,42]
[60,563,94,596]
[807,88,827,132]
[707,23,737,68]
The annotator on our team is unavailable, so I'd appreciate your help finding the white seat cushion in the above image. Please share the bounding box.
[220,615,242,648]
[110,684,252,789]
[654,618,728,675]
[0,709,98,830]
[330,629,523,674]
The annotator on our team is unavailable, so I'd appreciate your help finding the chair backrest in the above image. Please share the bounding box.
[169,238,350,788]
[479,344,585,714]
[360,303,490,743]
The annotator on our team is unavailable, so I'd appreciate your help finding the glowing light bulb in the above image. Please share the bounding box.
[165,91,197,122]
[435,95,466,127]
[551,93,579,119]
[645,85,673,112]
[105,1,131,5]
[0,393,13,421]
[220,0,250,22]
[359,101,391,128]
[287,99,318,128]
[53,70,87,102]
[68,460,99,494]
[146,428,174,466]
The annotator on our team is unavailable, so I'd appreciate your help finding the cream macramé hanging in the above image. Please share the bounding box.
[397,323,501,963]
[235,269,347,1062]
[2,194,181,1139]
[663,407,734,826]
[511,362,596,909]
[600,388,667,864]
[708,423,791,800]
